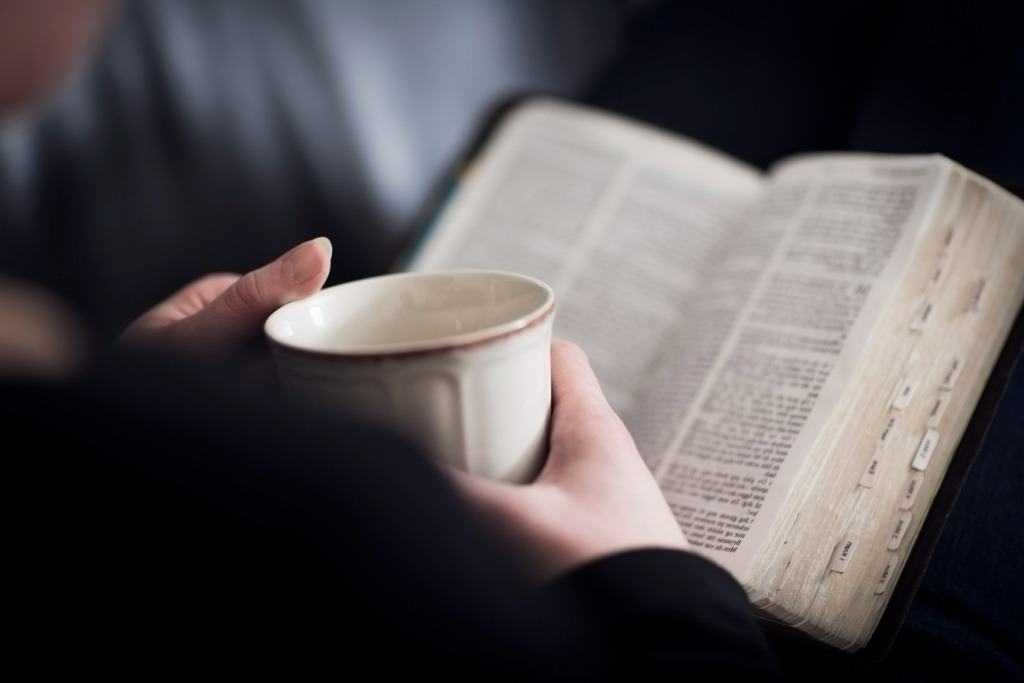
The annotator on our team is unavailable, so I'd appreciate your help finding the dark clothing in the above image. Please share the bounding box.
[4,349,782,678]
[3,0,1023,676]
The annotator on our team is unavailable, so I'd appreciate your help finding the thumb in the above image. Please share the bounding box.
[170,237,332,351]
[539,339,639,480]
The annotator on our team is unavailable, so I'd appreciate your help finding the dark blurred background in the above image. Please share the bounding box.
[1,0,1021,341]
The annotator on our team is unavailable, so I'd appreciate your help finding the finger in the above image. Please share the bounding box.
[117,273,241,347]
[550,339,611,415]
[171,273,241,315]
[541,339,638,475]
[132,274,241,329]
[168,237,332,351]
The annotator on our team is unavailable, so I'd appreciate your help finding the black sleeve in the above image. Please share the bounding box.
[539,547,784,678]
[3,349,782,679]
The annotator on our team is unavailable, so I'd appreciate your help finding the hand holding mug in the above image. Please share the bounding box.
[439,339,690,583]
[120,237,333,353]
[119,239,690,585]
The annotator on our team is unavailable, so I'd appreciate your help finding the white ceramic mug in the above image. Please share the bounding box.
[264,269,556,484]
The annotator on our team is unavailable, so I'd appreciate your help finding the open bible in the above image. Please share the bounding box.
[404,97,1024,652]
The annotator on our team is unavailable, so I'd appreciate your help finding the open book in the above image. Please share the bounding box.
[404,97,1024,652]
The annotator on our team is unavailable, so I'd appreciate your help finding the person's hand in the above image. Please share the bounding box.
[119,237,332,354]
[0,279,87,379]
[439,339,690,584]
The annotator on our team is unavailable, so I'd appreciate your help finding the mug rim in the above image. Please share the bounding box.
[264,269,555,359]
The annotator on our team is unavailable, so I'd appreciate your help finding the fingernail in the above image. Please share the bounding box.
[312,236,333,260]
[283,236,332,286]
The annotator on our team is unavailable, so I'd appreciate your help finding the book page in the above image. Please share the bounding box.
[412,98,764,455]
[746,167,1024,649]
[653,155,950,580]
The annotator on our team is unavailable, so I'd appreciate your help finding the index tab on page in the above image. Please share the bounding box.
[929,250,952,289]
[890,376,917,410]
[926,392,951,428]
[911,429,940,471]
[910,299,935,332]
[875,553,901,595]
[968,277,987,314]
[878,415,898,445]
[828,534,859,574]
[942,221,956,248]
[940,355,964,390]
[899,471,925,510]
[859,446,884,488]
[887,511,913,551]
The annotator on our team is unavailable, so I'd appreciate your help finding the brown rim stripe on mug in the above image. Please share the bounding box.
[267,300,556,362]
